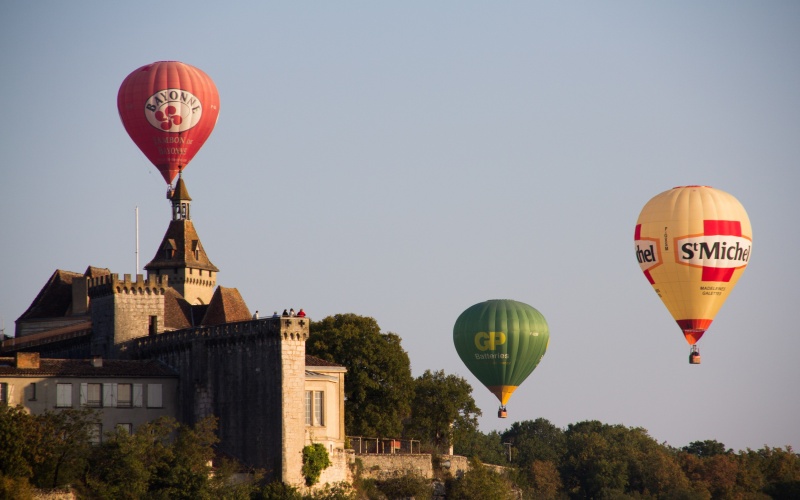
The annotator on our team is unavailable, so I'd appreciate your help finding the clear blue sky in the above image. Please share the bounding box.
[2,2,798,452]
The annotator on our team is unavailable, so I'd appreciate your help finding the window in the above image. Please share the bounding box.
[28,382,36,401]
[147,384,163,408]
[103,384,116,407]
[117,384,132,408]
[133,384,143,407]
[305,391,312,426]
[89,423,102,445]
[117,423,133,435]
[314,391,325,426]
[0,383,8,406]
[81,383,102,407]
[56,383,72,408]
[305,390,325,427]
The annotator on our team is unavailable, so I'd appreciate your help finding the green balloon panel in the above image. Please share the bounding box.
[453,299,549,396]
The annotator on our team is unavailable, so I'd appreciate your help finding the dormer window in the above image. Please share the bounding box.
[191,241,200,260]
[163,240,177,260]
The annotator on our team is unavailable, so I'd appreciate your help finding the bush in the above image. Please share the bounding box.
[377,474,431,500]
[0,475,34,500]
[446,459,516,500]
[255,481,302,500]
[302,443,332,487]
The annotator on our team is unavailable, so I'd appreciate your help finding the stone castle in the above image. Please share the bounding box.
[2,175,349,487]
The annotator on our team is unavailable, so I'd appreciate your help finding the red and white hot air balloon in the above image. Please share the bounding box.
[118,61,220,185]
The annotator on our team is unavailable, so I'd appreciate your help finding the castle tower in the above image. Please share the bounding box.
[89,273,168,358]
[144,176,219,305]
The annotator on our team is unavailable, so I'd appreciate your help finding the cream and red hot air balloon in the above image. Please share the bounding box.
[118,61,220,186]
[634,186,752,364]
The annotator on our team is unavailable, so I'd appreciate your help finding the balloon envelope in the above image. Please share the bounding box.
[634,186,752,345]
[453,299,549,406]
[118,61,220,185]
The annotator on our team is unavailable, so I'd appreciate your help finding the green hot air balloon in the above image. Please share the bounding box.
[453,299,550,418]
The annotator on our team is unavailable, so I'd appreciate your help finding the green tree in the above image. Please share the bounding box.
[758,445,800,487]
[404,369,480,453]
[84,416,225,500]
[85,427,157,499]
[447,458,517,500]
[0,474,35,500]
[682,439,729,458]
[85,416,178,498]
[453,429,507,466]
[528,459,563,499]
[254,481,302,500]
[148,416,219,499]
[502,418,566,468]
[561,420,690,498]
[308,314,414,437]
[376,474,431,500]
[33,407,99,488]
[0,405,42,481]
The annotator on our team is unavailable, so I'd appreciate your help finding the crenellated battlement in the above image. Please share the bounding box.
[132,316,309,356]
[88,273,169,298]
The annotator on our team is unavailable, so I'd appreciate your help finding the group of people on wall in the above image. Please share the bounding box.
[252,308,306,319]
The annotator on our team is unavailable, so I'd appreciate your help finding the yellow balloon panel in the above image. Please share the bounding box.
[634,186,752,344]
[487,385,518,406]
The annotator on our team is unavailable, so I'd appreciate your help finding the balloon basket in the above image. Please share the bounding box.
[498,406,508,418]
[689,345,701,365]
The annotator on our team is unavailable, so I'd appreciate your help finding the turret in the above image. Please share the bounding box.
[144,175,219,305]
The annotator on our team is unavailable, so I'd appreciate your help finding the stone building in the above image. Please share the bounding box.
[2,176,349,487]
[0,352,179,440]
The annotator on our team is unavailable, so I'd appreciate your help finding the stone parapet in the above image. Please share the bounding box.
[352,454,477,481]
[132,317,309,356]
[356,454,435,480]
[88,273,168,298]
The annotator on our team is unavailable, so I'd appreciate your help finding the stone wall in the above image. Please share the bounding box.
[132,317,310,486]
[280,322,308,486]
[89,274,166,358]
[316,448,354,487]
[356,454,435,480]
[353,454,484,481]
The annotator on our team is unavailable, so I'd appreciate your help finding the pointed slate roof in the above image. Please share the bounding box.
[200,286,251,325]
[145,176,218,273]
[163,287,193,330]
[171,176,192,202]
[144,219,219,273]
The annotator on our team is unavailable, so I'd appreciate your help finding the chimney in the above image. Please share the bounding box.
[71,276,89,316]
[91,355,103,368]
[15,352,40,369]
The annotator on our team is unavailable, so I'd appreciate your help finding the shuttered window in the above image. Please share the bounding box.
[117,384,132,407]
[304,390,325,427]
[147,384,163,408]
[56,383,72,408]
